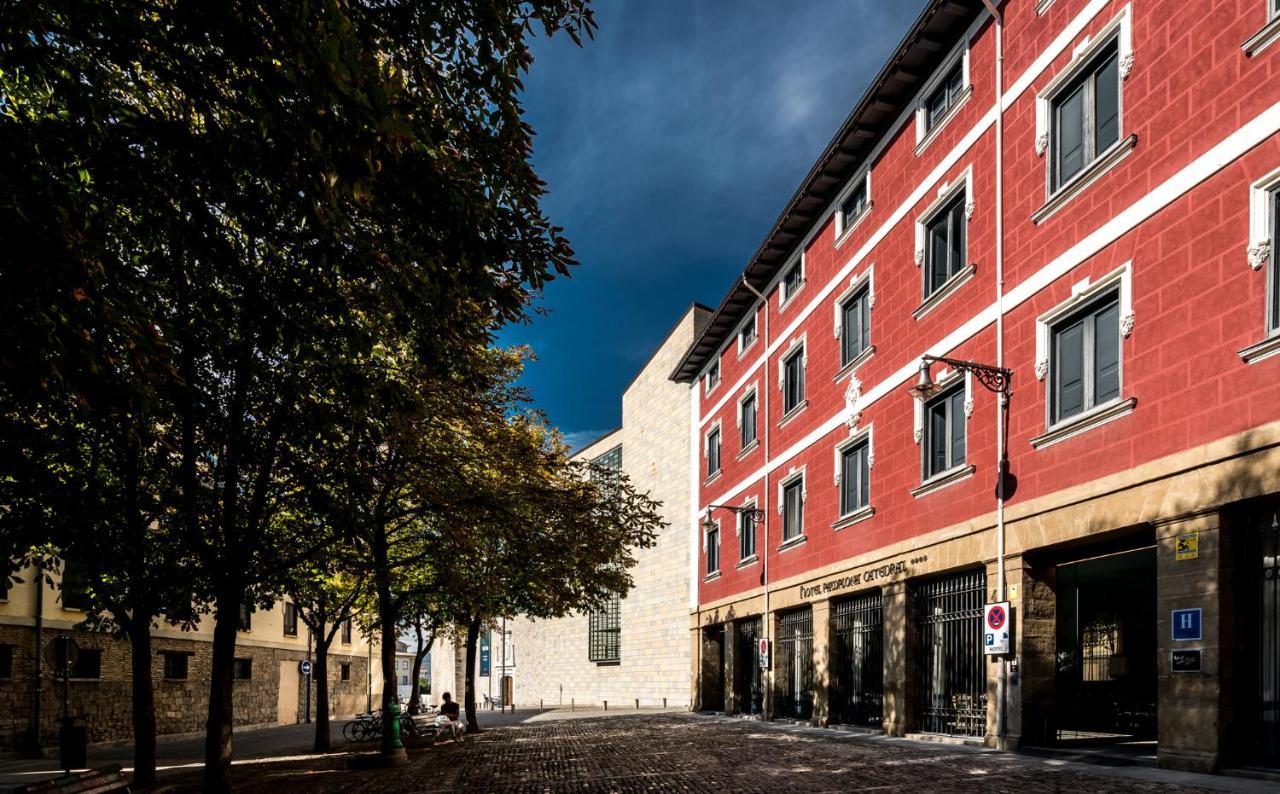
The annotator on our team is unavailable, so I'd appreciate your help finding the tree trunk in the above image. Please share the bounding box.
[377,601,400,759]
[127,623,157,786]
[407,628,432,715]
[203,585,240,793]
[313,630,332,753]
[464,617,480,733]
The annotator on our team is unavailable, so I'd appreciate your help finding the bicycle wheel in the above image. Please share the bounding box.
[342,720,359,742]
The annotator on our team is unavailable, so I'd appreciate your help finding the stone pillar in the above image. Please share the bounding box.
[724,620,738,715]
[767,610,782,720]
[811,599,832,727]
[1015,555,1057,747]
[985,555,1036,749]
[882,581,910,736]
[690,625,702,711]
[1155,511,1230,773]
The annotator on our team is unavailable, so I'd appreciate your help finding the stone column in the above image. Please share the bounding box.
[986,555,1037,749]
[882,581,910,736]
[1014,555,1057,747]
[1155,510,1230,773]
[724,620,738,715]
[690,625,702,711]
[811,599,832,727]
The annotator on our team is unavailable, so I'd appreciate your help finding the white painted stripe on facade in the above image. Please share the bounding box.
[698,0,1114,429]
[703,98,1280,509]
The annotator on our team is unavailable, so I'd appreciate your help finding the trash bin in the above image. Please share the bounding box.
[59,719,86,770]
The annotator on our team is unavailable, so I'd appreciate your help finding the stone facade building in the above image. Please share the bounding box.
[673,0,1280,775]
[432,304,710,710]
[0,564,381,750]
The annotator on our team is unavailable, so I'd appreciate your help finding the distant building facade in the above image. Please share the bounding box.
[0,563,380,749]
[432,304,710,710]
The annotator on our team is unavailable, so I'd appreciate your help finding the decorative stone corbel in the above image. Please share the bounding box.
[866,447,875,470]
[964,397,975,418]
[1035,131,1049,157]
[1120,312,1135,338]
[965,201,976,221]
[1119,52,1134,79]
[1034,359,1049,382]
[913,427,924,444]
[867,288,876,309]
[844,376,862,410]
[914,248,925,267]
[844,411,861,432]
[1248,240,1271,271]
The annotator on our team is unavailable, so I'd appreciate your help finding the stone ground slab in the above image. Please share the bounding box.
[152,714,1271,793]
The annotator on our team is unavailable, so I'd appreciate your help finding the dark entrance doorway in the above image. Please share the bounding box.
[831,591,883,728]
[734,616,764,716]
[1054,546,1157,743]
[701,625,725,712]
[776,607,813,720]
[1233,501,1280,767]
[913,569,987,736]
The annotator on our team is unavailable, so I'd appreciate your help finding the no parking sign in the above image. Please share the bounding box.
[984,602,1011,655]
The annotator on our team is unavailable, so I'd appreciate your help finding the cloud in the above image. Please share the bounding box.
[561,427,617,454]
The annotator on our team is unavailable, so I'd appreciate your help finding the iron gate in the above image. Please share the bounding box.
[831,591,884,727]
[776,608,813,720]
[913,569,987,736]
[734,616,764,716]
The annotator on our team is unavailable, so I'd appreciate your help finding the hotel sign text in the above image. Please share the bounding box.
[799,555,926,599]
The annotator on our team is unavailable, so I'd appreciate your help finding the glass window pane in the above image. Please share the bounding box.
[949,389,967,468]
[949,197,966,280]
[927,213,950,294]
[1093,301,1121,404]
[858,445,870,509]
[1094,51,1120,153]
[928,401,948,477]
[1056,82,1086,186]
[1271,192,1280,330]
[1055,319,1086,421]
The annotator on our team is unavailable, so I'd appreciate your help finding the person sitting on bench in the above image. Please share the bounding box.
[436,692,464,741]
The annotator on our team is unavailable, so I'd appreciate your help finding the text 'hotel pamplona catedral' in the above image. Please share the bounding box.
[669,0,1280,775]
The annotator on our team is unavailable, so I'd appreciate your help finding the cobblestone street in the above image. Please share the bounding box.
[161,714,1267,793]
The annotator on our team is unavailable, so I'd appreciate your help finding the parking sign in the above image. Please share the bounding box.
[984,602,1011,655]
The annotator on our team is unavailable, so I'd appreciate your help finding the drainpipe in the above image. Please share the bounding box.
[741,277,771,719]
[982,0,1009,751]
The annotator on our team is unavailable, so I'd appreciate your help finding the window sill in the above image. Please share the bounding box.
[1243,15,1280,57]
[703,470,723,487]
[778,400,809,428]
[594,659,621,667]
[1032,134,1138,225]
[835,345,876,383]
[1030,396,1137,450]
[779,281,808,312]
[737,335,759,359]
[914,86,973,156]
[163,678,190,683]
[703,571,721,583]
[834,203,873,249]
[913,263,976,321]
[910,464,976,499]
[704,380,721,397]
[832,506,875,530]
[736,439,760,460]
[778,534,807,553]
[1239,333,1280,364]
[736,555,759,570]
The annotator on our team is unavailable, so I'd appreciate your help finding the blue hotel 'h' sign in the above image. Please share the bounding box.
[1172,608,1202,641]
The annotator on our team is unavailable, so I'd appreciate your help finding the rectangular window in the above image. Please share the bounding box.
[739,509,757,560]
[925,192,967,298]
[1271,190,1280,333]
[1051,40,1120,192]
[1051,293,1121,424]
[0,645,11,679]
[341,619,352,644]
[341,662,351,682]
[162,652,189,681]
[782,259,804,302]
[67,648,101,680]
[60,558,91,611]
[782,347,805,415]
[706,357,720,391]
[840,441,871,516]
[925,60,965,132]
[841,180,869,230]
[233,658,252,680]
[840,286,871,367]
[283,602,298,637]
[740,313,757,349]
[706,523,720,575]
[782,478,804,541]
[588,593,621,663]
[238,602,253,632]
[706,428,721,477]
[923,385,967,480]
[740,393,757,449]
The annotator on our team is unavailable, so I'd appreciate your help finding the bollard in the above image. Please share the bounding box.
[635,698,639,710]
[603,700,608,711]
[571,698,574,712]
[663,698,667,708]
[540,699,543,711]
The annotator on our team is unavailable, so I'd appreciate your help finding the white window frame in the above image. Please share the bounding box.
[832,266,875,375]
[737,384,759,452]
[779,252,806,309]
[703,518,720,576]
[833,166,873,245]
[776,466,807,543]
[914,167,974,269]
[833,425,874,519]
[703,421,723,479]
[704,355,721,395]
[913,367,973,447]
[914,39,971,152]
[778,334,808,419]
[1034,262,1134,390]
[737,308,760,356]
[1034,5,1134,187]
[1249,167,1280,335]
[736,497,759,562]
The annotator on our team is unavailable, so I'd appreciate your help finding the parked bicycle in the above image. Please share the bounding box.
[341,708,439,743]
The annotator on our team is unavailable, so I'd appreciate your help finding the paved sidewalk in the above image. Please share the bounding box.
[149,713,1273,793]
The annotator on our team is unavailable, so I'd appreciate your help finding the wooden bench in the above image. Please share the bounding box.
[13,765,130,793]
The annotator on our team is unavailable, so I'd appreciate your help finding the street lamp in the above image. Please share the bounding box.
[907,353,1015,747]
[701,504,767,534]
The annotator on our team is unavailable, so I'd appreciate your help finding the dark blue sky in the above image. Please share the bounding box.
[499,1,924,450]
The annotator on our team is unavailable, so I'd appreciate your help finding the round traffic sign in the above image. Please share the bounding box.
[987,605,1006,630]
[299,660,313,676]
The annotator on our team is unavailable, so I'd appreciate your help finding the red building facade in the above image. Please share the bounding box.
[673,0,1280,773]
